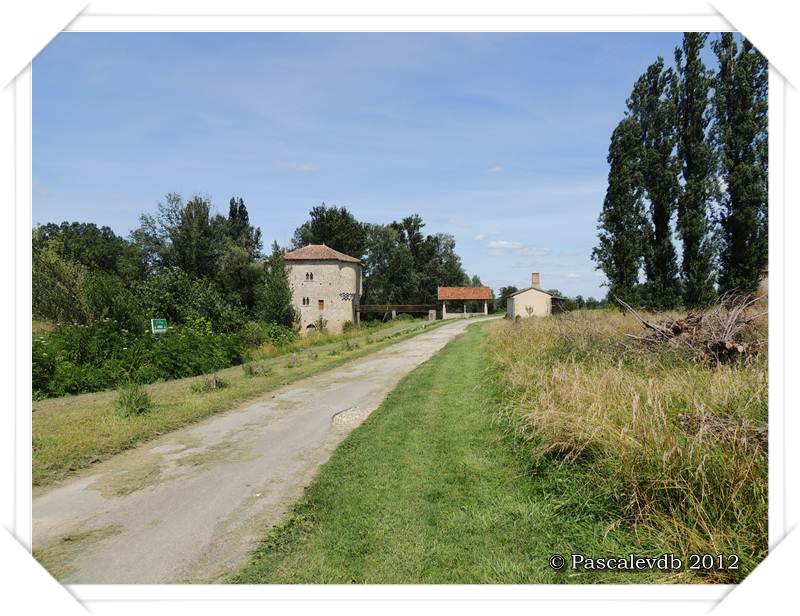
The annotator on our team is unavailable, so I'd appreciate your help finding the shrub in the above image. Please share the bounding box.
[32,319,249,398]
[32,338,56,397]
[131,268,247,333]
[114,381,152,417]
[341,320,357,333]
[191,373,230,393]
[241,321,296,349]
[242,362,272,378]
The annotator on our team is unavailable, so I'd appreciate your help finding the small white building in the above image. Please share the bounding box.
[506,272,564,319]
[284,244,362,334]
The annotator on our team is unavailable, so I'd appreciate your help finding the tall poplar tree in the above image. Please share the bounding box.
[675,33,717,307]
[712,33,768,295]
[627,59,682,310]
[592,117,646,306]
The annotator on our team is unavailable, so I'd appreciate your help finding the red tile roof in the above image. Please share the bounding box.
[284,244,361,264]
[437,286,492,301]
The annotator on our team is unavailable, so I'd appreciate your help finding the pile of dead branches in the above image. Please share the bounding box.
[678,412,768,450]
[616,293,767,364]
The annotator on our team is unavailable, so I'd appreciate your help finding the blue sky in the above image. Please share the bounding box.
[33,32,698,298]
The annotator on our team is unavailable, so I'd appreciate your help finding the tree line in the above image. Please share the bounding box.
[292,204,479,305]
[32,198,480,397]
[592,33,768,309]
[33,198,480,333]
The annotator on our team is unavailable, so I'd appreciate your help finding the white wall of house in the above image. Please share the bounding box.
[287,260,362,334]
[506,287,552,319]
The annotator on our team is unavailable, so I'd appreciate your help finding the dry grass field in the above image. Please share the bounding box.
[487,306,768,581]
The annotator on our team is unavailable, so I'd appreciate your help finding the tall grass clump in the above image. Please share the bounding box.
[114,380,152,417]
[488,308,767,582]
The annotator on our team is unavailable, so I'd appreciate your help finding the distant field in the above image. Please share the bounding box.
[33,317,449,488]
[231,309,766,584]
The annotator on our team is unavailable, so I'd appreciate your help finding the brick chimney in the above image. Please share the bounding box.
[531,272,541,288]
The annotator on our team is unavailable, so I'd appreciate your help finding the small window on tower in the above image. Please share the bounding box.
[318,299,325,310]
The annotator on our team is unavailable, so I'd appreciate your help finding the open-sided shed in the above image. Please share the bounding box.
[437,286,492,318]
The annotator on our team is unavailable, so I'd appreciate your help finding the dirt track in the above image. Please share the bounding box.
[32,318,492,583]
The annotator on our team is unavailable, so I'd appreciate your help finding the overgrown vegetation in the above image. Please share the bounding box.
[488,307,767,582]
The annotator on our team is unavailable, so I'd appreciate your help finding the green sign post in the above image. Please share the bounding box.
[150,318,168,335]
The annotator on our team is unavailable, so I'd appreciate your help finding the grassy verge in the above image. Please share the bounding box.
[487,309,767,582]
[33,318,449,488]
[229,323,683,584]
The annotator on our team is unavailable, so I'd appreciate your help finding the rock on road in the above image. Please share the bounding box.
[32,317,493,583]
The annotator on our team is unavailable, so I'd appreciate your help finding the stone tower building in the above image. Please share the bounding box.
[284,244,362,334]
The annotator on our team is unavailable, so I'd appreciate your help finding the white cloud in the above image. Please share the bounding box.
[485,239,550,258]
[287,162,318,172]
[566,273,580,279]
[488,240,522,250]
[489,165,503,173]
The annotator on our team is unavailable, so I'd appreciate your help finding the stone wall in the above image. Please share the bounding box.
[287,260,362,334]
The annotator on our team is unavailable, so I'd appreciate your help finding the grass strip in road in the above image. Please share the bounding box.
[33,318,451,488]
[229,322,678,584]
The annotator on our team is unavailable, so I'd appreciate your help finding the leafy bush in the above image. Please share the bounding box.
[341,320,357,334]
[131,268,247,334]
[115,381,152,417]
[240,321,296,349]
[32,318,249,398]
[32,338,56,397]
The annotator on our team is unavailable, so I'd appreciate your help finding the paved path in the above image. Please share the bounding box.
[33,318,494,583]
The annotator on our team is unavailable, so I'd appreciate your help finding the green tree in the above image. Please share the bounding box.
[32,245,91,324]
[227,197,262,259]
[216,245,264,311]
[496,286,518,313]
[131,268,246,332]
[713,34,768,295]
[258,242,297,327]
[171,196,225,279]
[592,117,647,306]
[675,33,718,307]
[32,221,145,280]
[292,203,367,260]
[133,194,228,279]
[362,224,417,304]
[627,58,681,309]
[414,233,470,304]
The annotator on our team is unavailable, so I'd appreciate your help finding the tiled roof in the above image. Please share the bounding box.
[437,286,492,301]
[284,244,361,264]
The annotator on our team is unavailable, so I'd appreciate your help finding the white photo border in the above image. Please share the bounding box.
[4,3,791,613]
